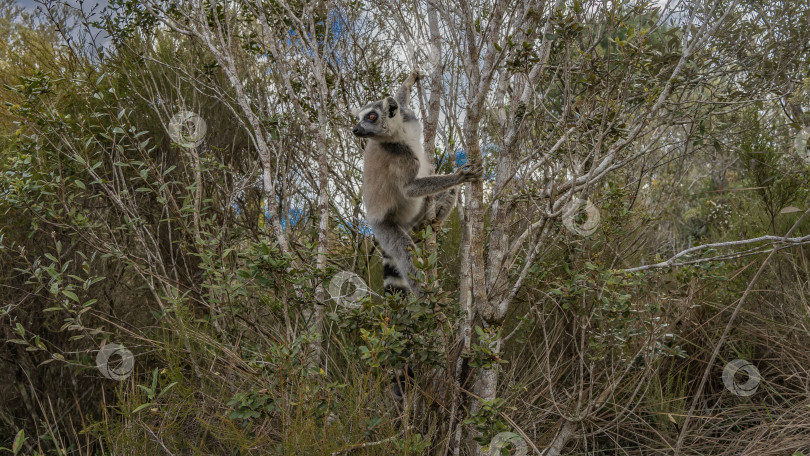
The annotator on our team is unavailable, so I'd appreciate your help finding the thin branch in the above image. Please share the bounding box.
[620,234,810,273]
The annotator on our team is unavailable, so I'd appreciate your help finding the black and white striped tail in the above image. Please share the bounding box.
[382,251,410,296]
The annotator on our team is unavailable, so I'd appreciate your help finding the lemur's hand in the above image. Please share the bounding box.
[410,68,426,82]
[456,164,484,183]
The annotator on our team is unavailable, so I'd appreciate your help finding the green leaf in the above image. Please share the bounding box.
[12,429,24,455]
[132,402,153,414]
[158,382,178,398]
[63,290,80,302]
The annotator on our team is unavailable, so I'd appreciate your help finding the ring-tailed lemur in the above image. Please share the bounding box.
[353,72,482,295]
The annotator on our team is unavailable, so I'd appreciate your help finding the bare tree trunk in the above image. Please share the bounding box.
[421,6,443,280]
[310,126,329,363]
[454,0,509,449]
[450,146,474,455]
[310,106,331,364]
[543,419,577,456]
[261,160,292,256]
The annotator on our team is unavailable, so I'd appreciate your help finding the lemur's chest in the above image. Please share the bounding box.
[362,139,429,224]
[379,141,423,180]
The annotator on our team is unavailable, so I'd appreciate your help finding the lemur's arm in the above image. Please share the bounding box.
[404,165,483,198]
[394,70,423,106]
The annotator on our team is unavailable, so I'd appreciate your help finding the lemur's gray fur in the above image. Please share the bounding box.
[353,71,482,295]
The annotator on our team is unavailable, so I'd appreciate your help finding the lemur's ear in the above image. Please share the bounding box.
[386,97,398,118]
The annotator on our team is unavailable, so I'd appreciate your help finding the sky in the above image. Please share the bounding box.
[15,0,109,12]
[13,0,112,51]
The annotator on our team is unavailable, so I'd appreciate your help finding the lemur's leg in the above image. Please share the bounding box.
[433,188,458,224]
[373,220,421,295]
[411,189,457,236]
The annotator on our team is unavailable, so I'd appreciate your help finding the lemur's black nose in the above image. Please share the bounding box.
[352,127,359,135]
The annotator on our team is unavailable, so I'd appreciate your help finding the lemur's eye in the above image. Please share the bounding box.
[367,113,377,122]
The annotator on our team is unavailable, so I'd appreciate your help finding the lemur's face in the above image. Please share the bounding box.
[352,97,399,139]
